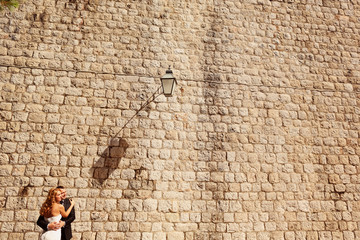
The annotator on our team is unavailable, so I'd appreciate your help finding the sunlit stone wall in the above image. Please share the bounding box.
[0,0,359,239]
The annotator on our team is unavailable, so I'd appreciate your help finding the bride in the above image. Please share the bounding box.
[39,188,75,240]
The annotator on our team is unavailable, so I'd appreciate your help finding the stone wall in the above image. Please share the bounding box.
[0,0,359,239]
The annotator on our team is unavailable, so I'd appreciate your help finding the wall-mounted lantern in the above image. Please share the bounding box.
[160,67,177,97]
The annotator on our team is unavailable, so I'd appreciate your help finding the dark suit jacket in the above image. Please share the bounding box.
[37,198,76,240]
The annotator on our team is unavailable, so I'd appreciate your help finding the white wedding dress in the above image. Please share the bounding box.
[40,215,62,240]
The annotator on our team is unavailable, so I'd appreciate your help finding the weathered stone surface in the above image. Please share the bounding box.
[1,0,360,239]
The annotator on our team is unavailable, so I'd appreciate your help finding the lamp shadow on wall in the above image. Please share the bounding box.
[90,138,129,186]
[88,84,162,186]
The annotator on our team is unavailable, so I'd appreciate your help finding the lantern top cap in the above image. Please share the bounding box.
[166,66,173,74]
[161,66,176,81]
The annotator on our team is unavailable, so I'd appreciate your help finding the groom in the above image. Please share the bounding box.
[37,186,76,240]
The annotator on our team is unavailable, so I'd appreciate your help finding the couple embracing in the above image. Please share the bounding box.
[37,186,76,240]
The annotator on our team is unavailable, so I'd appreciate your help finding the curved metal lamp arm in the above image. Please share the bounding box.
[113,85,162,138]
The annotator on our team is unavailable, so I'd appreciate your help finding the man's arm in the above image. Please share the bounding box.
[37,215,48,231]
[37,215,61,231]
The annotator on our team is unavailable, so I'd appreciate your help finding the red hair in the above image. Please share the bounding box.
[40,188,60,216]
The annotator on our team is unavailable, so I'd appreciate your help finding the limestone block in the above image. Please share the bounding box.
[151,139,162,148]
[153,232,166,240]
[33,166,50,176]
[211,172,224,182]
[118,222,130,232]
[11,165,25,176]
[72,145,87,156]
[158,200,172,213]
[6,197,27,210]
[29,177,44,187]
[195,172,209,182]
[63,125,77,135]
[78,232,95,240]
[28,113,46,123]
[141,232,152,240]
[50,167,67,177]
[66,167,80,178]
[7,233,23,239]
[26,143,43,154]
[86,116,104,125]
[182,171,196,181]
[163,191,183,200]
[0,210,14,222]
[122,212,135,221]
[74,178,88,188]
[167,232,184,240]
[73,222,91,232]
[0,46,7,55]
[43,104,59,113]
[108,211,122,222]
[23,233,39,240]
[104,199,117,212]
[58,177,74,187]
[0,165,12,176]
[149,171,161,180]
[143,199,157,212]
[44,144,59,155]
[2,142,17,153]
[14,222,34,232]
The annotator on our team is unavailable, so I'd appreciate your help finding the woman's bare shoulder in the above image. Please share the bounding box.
[55,203,65,210]
[51,203,63,215]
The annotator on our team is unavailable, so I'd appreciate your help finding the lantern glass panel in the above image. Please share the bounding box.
[162,78,175,96]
